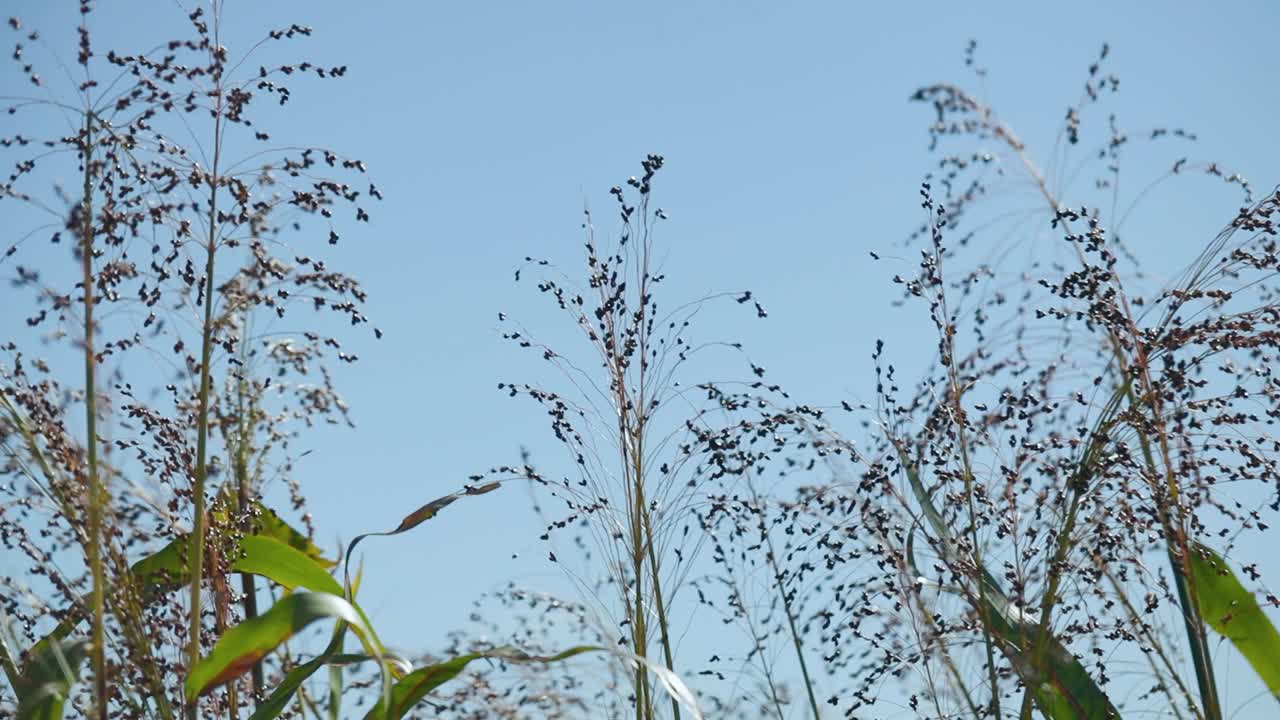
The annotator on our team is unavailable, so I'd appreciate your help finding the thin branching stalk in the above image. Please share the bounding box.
[1127,395,1222,720]
[1117,285,1223,719]
[624,411,652,719]
[633,222,680,720]
[1097,560,1198,720]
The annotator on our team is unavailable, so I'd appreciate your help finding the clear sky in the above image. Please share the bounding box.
[4,1,1280,717]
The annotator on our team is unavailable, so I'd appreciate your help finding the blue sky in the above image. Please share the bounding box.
[4,1,1280,716]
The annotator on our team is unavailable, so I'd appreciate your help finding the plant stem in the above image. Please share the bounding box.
[186,65,225,720]
[1128,401,1221,720]
[233,337,264,702]
[643,510,680,720]
[78,109,108,720]
[628,453,651,720]
[764,526,822,719]
[933,249,1001,717]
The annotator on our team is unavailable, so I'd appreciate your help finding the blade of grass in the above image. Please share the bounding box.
[13,636,90,720]
[1188,543,1280,703]
[230,533,388,662]
[185,593,373,700]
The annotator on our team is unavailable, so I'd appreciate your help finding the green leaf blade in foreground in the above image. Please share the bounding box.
[1189,542,1280,702]
[232,535,344,596]
[248,652,412,720]
[247,654,326,720]
[363,647,596,720]
[983,598,1121,719]
[128,502,330,598]
[363,646,705,720]
[14,636,90,720]
[229,533,388,659]
[185,592,366,700]
[252,502,336,568]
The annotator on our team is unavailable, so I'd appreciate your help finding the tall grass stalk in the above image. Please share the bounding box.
[77,105,107,720]
[755,490,821,719]
[185,19,227,716]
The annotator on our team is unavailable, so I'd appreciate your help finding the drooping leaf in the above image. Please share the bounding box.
[13,636,89,720]
[343,480,503,587]
[1189,542,1280,702]
[0,625,22,697]
[230,533,389,678]
[891,439,1006,595]
[185,592,370,699]
[19,510,334,697]
[982,597,1121,719]
[127,501,329,599]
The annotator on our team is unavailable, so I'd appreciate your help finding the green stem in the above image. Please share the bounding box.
[643,511,680,720]
[233,346,264,703]
[79,110,108,720]
[762,521,822,719]
[186,77,224,720]
[629,463,651,720]
[1128,397,1221,720]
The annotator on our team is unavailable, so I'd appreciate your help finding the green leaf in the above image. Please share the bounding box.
[17,510,336,704]
[14,636,89,720]
[129,536,188,599]
[230,533,389,680]
[363,646,704,720]
[247,652,412,720]
[983,599,1120,719]
[252,503,335,568]
[185,592,369,700]
[232,535,343,596]
[128,503,329,599]
[363,646,596,720]
[248,655,326,720]
[1189,542,1280,702]
[0,624,22,696]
